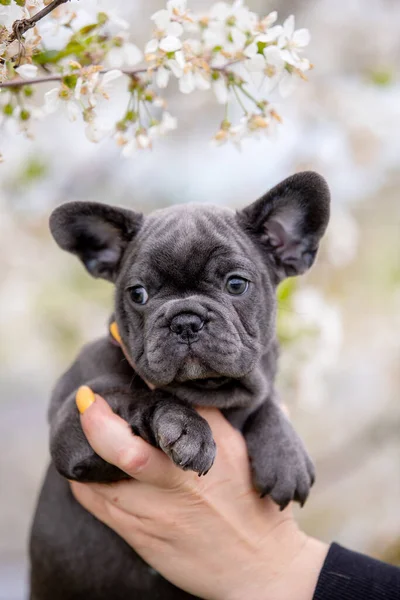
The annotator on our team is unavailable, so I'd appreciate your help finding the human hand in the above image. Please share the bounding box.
[71,394,327,600]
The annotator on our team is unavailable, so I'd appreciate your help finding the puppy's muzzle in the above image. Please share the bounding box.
[169,312,205,344]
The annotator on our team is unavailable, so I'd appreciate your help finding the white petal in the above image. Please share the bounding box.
[297,57,311,72]
[243,42,257,59]
[279,72,297,97]
[151,9,170,30]
[213,78,228,104]
[179,71,195,93]
[166,21,183,38]
[67,102,80,122]
[283,15,295,38]
[159,36,182,52]
[174,49,185,68]
[101,69,122,87]
[160,111,177,132]
[231,27,247,51]
[15,64,38,79]
[168,59,183,78]
[245,54,265,72]
[44,88,60,113]
[85,123,105,143]
[280,49,297,66]
[194,71,211,90]
[259,25,283,43]
[74,77,83,100]
[123,43,143,66]
[156,66,170,88]
[264,11,278,27]
[264,46,285,69]
[121,139,137,157]
[293,28,310,48]
[145,38,159,54]
[210,2,230,21]
[167,0,187,13]
[106,47,124,68]
[137,134,151,149]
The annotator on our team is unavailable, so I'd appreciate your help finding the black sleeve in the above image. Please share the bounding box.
[313,543,400,600]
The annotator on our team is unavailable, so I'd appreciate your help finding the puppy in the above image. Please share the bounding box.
[30,172,330,600]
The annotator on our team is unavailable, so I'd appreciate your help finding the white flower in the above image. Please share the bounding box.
[156,67,170,89]
[147,4,186,56]
[107,42,143,68]
[44,88,80,121]
[179,71,195,94]
[158,111,178,134]
[277,15,310,69]
[121,140,137,158]
[166,0,187,15]
[259,11,278,31]
[75,69,122,107]
[15,64,38,80]
[159,35,183,52]
[154,50,185,88]
[85,120,110,143]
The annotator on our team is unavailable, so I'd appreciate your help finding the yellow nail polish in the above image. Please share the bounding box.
[76,385,95,414]
[110,321,122,345]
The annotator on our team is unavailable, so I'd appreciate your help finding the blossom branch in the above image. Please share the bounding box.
[0,1,312,157]
[8,0,72,43]
[0,67,147,89]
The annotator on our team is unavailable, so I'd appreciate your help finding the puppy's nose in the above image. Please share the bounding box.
[169,312,205,342]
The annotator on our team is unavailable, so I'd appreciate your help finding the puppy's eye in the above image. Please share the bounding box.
[129,286,149,305]
[226,276,249,296]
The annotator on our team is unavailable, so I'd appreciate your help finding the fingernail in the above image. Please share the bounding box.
[110,321,122,345]
[76,385,95,414]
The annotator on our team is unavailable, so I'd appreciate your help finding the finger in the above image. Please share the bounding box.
[76,388,185,489]
[109,321,155,390]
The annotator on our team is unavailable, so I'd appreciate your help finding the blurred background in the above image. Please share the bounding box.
[1,0,399,598]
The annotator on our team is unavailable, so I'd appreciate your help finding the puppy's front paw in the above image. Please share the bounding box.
[152,405,216,476]
[250,427,315,511]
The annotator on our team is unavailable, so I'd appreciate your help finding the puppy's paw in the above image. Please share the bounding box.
[152,405,216,476]
[251,433,315,511]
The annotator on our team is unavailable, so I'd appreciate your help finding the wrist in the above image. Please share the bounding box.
[222,517,328,600]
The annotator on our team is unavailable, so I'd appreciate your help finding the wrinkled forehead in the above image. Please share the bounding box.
[130,204,256,284]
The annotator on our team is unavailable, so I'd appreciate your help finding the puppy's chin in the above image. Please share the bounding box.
[174,356,219,383]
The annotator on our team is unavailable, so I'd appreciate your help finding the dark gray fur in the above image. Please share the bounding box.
[30,172,330,600]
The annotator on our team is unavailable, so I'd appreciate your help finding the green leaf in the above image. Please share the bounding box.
[33,50,61,65]
[256,41,267,54]
[0,0,12,6]
[62,74,78,89]
[77,23,99,36]
[13,0,25,5]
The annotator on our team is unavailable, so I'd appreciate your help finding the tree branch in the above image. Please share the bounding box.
[0,63,237,90]
[0,67,148,89]
[8,0,72,43]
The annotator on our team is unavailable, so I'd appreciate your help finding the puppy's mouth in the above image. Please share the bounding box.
[189,377,231,390]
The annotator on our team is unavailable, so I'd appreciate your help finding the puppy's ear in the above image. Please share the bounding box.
[49,201,143,281]
[238,171,330,280]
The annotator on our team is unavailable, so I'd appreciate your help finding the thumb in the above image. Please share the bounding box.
[75,386,183,488]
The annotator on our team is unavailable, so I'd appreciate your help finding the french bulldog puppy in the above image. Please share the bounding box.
[30,171,330,600]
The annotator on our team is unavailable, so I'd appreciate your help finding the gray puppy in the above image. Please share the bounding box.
[30,171,330,600]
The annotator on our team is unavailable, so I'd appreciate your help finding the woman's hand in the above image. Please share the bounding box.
[71,394,327,600]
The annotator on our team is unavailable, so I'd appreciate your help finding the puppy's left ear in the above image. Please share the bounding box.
[238,171,330,280]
